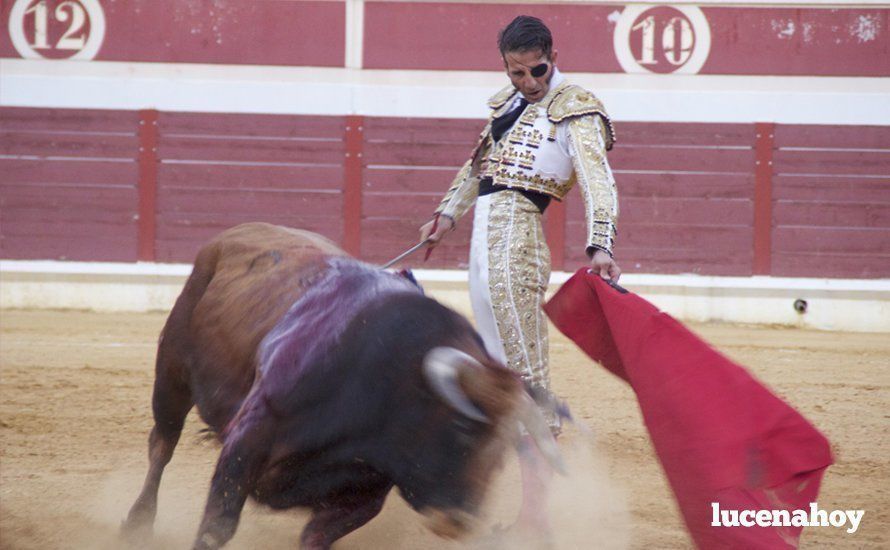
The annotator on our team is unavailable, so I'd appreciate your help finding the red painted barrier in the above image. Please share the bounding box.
[0,107,140,261]
[2,107,888,278]
[753,122,775,275]
[137,109,159,261]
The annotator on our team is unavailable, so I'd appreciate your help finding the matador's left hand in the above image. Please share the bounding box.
[590,249,621,282]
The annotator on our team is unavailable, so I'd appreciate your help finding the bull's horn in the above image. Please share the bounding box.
[519,394,567,475]
[423,347,489,423]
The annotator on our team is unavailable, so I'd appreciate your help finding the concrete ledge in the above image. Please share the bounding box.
[2,260,888,333]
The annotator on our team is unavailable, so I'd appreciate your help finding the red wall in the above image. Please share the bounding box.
[2,107,889,278]
[2,2,886,76]
[0,0,345,67]
[363,3,890,76]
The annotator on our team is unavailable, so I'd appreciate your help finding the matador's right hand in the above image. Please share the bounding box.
[419,215,454,248]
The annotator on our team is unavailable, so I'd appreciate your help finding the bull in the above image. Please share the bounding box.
[122,223,562,549]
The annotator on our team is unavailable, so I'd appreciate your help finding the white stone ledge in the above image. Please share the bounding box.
[2,260,888,333]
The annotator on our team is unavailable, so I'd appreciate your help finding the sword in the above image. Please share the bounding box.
[380,238,432,269]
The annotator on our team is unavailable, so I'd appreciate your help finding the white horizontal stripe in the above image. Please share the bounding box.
[3,260,888,293]
[2,60,889,125]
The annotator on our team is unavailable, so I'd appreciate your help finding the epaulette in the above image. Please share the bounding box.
[548,85,616,150]
[487,85,518,110]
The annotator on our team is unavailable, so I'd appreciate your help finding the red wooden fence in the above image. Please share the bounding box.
[2,106,889,278]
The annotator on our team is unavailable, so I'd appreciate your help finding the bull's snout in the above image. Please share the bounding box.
[423,508,477,540]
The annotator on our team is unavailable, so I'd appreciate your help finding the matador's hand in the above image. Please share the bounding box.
[419,216,454,248]
[590,249,621,282]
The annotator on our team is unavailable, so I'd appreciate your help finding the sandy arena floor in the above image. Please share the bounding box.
[1,290,888,549]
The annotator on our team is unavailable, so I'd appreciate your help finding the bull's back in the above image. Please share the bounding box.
[171,223,348,430]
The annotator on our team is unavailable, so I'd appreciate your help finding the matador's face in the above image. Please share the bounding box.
[503,49,559,104]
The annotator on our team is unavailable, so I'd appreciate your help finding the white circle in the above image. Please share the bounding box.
[612,4,711,75]
[7,0,106,60]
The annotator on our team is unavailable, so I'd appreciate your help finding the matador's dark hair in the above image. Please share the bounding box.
[497,15,553,58]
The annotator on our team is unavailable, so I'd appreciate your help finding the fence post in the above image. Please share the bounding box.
[753,122,775,275]
[343,115,364,257]
[137,109,159,262]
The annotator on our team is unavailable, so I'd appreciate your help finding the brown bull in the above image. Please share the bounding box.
[122,223,561,549]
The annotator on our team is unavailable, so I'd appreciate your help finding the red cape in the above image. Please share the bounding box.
[544,270,833,549]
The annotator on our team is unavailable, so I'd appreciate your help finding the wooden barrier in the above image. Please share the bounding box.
[2,107,888,278]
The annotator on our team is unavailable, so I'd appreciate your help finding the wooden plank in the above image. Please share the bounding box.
[158,163,344,190]
[772,227,890,255]
[567,221,753,250]
[773,150,890,177]
[155,216,343,263]
[617,122,755,147]
[363,193,444,219]
[158,136,343,164]
[775,125,890,150]
[363,167,460,194]
[0,158,138,186]
[772,253,890,279]
[609,146,755,173]
[0,184,136,211]
[566,197,753,226]
[156,214,342,238]
[0,107,138,133]
[0,235,138,262]
[0,131,139,158]
[364,117,482,143]
[775,201,890,228]
[363,141,470,167]
[773,175,890,202]
[610,172,754,200]
[159,112,346,139]
[158,188,342,217]
[1,219,137,238]
[3,206,136,225]
[564,245,754,276]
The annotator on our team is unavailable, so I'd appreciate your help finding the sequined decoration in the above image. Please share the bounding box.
[519,105,539,126]
[485,191,558,431]
[547,124,557,142]
[567,115,619,254]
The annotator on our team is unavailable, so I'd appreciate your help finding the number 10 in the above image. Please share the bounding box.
[632,15,694,67]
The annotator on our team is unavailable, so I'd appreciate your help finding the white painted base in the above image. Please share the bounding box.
[1,260,888,333]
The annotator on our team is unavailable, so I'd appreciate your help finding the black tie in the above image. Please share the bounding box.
[491,98,529,143]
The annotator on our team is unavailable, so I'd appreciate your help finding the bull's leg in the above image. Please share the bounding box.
[122,348,193,536]
[192,400,273,550]
[299,487,390,550]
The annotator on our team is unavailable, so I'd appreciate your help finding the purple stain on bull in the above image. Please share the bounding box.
[121,222,564,550]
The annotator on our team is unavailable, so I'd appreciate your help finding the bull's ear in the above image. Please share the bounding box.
[422,347,490,423]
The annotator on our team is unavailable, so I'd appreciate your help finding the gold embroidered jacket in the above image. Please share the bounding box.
[434,79,619,255]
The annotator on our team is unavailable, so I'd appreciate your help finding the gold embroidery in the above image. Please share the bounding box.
[484,191,558,431]
[519,105,539,126]
[567,115,618,254]
[527,129,543,148]
[516,150,535,170]
[548,85,616,150]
